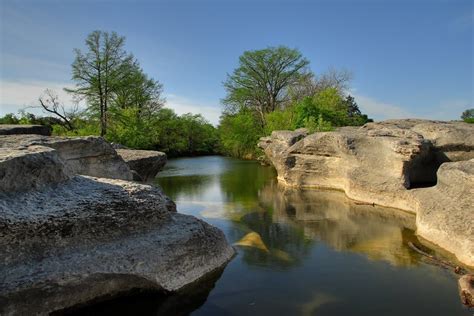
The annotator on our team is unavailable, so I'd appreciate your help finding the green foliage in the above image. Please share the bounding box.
[461,109,474,123]
[218,110,264,159]
[0,113,19,124]
[264,106,297,135]
[223,46,310,126]
[293,88,371,131]
[67,30,164,137]
[0,111,63,127]
[105,107,218,156]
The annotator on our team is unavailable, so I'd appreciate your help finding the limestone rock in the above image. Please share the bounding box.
[116,149,167,181]
[0,124,51,136]
[0,146,71,192]
[0,175,234,315]
[0,136,235,314]
[259,120,474,266]
[458,274,474,307]
[0,135,133,180]
[414,159,474,267]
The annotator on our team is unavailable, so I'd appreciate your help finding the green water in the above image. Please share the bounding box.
[72,155,469,315]
[153,156,469,316]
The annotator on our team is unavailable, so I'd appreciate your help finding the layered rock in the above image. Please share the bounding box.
[0,135,133,180]
[116,149,167,181]
[0,140,234,314]
[259,119,474,266]
[0,124,51,136]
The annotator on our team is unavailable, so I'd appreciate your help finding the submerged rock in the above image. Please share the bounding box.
[116,149,167,181]
[259,119,474,266]
[0,124,51,136]
[0,138,234,314]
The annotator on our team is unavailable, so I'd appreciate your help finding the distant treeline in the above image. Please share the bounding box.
[10,31,472,159]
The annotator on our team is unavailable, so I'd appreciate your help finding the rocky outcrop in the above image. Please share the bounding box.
[0,139,234,314]
[259,119,474,266]
[0,124,51,136]
[117,149,167,181]
[458,274,474,307]
[0,135,134,180]
[414,159,474,267]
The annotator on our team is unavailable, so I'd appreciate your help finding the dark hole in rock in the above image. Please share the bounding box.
[405,148,449,189]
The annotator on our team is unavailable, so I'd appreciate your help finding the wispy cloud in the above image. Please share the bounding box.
[352,94,414,120]
[165,94,222,125]
[0,80,223,125]
[0,80,77,115]
[353,93,470,121]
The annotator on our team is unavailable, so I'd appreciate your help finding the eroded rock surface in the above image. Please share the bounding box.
[414,159,474,266]
[0,124,51,136]
[0,135,133,180]
[117,149,167,181]
[259,120,474,266]
[0,139,234,314]
[458,274,474,307]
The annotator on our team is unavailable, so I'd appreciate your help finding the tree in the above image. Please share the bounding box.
[461,108,474,123]
[66,31,135,136]
[223,46,310,127]
[288,68,353,103]
[38,89,79,131]
[113,65,165,117]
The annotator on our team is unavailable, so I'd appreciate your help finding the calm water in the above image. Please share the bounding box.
[153,156,469,316]
[72,156,469,315]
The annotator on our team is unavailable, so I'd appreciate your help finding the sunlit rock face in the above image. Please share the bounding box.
[414,159,474,267]
[0,139,234,315]
[258,119,474,266]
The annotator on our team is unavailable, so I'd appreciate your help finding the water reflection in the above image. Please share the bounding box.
[157,157,420,268]
[259,182,420,267]
[155,156,468,316]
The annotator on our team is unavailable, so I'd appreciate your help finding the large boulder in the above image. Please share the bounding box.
[414,159,474,267]
[116,149,167,181]
[0,140,234,314]
[0,124,51,136]
[0,146,70,192]
[0,135,133,180]
[259,120,474,266]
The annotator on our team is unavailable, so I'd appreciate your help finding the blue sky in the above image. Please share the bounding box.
[1,0,472,124]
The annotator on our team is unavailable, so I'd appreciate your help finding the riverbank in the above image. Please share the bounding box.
[259,119,474,268]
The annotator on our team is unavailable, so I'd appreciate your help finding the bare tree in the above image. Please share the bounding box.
[38,89,79,131]
[288,68,353,103]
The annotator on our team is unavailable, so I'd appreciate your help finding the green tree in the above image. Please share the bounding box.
[218,110,264,158]
[461,108,474,123]
[113,65,165,116]
[223,46,310,127]
[66,31,135,136]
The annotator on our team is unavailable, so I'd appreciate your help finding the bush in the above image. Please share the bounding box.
[218,110,264,159]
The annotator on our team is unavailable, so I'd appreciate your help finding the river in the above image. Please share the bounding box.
[74,156,469,315]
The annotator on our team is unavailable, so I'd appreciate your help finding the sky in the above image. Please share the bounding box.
[0,0,473,124]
